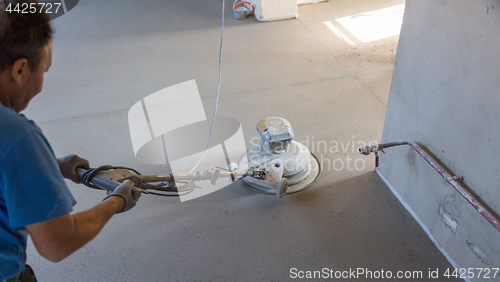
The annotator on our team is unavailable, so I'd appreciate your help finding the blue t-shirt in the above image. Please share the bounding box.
[0,106,76,280]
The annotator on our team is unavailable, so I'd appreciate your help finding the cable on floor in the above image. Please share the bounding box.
[189,0,226,173]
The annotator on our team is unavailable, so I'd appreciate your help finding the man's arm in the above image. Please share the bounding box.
[25,180,140,263]
[25,196,124,263]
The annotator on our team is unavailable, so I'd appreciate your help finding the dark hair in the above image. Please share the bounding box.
[0,0,53,72]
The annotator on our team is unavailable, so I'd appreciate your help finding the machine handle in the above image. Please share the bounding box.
[76,167,121,191]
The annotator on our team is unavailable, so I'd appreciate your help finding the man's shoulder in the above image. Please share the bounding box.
[0,106,41,159]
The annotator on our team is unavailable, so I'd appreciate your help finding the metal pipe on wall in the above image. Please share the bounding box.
[359,140,500,233]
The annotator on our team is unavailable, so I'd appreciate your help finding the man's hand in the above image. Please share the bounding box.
[103,180,141,213]
[57,154,90,183]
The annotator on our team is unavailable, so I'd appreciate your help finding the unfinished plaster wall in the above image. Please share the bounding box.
[379,0,500,280]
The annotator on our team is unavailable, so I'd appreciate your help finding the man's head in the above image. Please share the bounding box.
[0,0,53,113]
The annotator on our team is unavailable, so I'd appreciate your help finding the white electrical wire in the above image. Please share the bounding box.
[189,0,225,173]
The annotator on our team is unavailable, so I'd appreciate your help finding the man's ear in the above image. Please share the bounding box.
[10,58,29,84]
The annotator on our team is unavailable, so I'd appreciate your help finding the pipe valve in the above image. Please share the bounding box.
[358,144,382,155]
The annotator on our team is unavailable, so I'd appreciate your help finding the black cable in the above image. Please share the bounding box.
[147,191,181,197]
[80,165,142,190]
[79,165,183,197]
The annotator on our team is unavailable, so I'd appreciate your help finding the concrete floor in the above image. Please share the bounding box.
[24,0,461,281]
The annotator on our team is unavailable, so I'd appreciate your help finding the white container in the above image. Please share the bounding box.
[253,0,298,22]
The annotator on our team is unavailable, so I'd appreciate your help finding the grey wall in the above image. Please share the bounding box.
[379,0,500,280]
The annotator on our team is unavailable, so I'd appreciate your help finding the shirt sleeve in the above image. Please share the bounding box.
[0,130,76,229]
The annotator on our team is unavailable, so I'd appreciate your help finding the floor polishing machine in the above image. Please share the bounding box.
[77,117,321,198]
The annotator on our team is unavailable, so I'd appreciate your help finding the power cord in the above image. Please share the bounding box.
[80,166,189,197]
[80,165,141,190]
[82,1,228,195]
[189,0,225,173]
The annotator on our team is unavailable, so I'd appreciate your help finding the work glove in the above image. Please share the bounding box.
[103,180,142,213]
[57,154,90,184]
